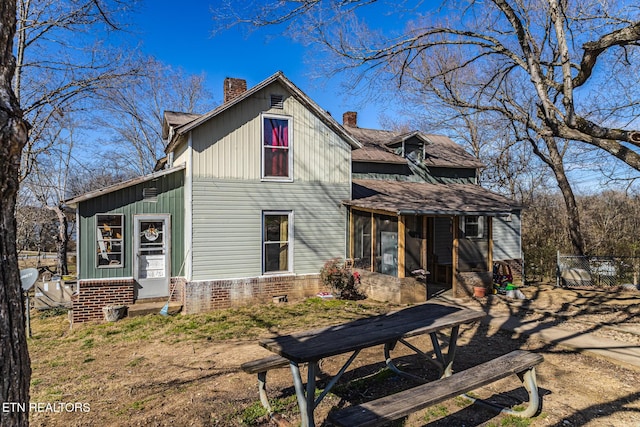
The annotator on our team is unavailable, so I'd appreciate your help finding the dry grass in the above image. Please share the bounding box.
[26,291,640,427]
[27,298,395,425]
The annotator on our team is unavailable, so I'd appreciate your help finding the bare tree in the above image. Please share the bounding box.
[96,60,213,175]
[14,0,147,274]
[15,0,144,181]
[215,0,640,255]
[1,0,31,424]
[23,117,80,276]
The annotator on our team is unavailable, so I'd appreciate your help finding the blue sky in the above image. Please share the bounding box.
[135,1,388,129]
[132,1,638,192]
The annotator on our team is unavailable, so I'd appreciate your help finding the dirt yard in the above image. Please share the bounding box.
[27,283,640,427]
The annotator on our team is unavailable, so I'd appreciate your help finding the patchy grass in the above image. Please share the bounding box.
[27,298,394,426]
[422,404,449,422]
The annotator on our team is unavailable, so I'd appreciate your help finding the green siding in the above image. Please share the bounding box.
[77,170,185,280]
[353,164,476,184]
[191,179,349,280]
[186,80,353,281]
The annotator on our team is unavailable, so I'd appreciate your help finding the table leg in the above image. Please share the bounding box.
[306,361,318,427]
[384,341,428,383]
[430,325,459,377]
[256,371,272,413]
[290,361,310,427]
[289,352,360,427]
[443,325,459,377]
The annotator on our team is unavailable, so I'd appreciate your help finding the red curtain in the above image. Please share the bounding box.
[266,119,288,176]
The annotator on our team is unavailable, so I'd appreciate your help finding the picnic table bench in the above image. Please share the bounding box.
[243,302,543,427]
[329,349,543,426]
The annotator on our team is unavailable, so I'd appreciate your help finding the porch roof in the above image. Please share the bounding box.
[346,179,521,216]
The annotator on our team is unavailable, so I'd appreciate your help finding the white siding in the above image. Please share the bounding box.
[493,212,522,260]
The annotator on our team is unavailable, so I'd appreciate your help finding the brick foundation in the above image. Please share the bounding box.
[180,274,324,314]
[70,274,324,322]
[71,279,135,323]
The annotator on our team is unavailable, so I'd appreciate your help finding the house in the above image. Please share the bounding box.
[65,71,521,322]
[339,112,522,302]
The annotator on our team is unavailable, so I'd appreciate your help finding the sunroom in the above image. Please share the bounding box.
[345,179,521,301]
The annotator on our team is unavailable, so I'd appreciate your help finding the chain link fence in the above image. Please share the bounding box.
[557,253,640,289]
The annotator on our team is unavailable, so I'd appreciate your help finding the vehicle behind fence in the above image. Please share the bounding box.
[557,253,640,289]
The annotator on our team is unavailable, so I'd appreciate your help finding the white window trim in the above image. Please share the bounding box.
[261,113,293,182]
[96,213,124,268]
[262,211,294,274]
[463,215,485,239]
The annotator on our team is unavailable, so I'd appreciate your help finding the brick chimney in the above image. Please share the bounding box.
[343,111,357,127]
[224,77,247,103]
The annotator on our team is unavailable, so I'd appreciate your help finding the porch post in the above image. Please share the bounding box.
[421,216,427,271]
[349,208,354,260]
[398,215,405,278]
[452,216,459,296]
[370,213,375,272]
[487,216,493,273]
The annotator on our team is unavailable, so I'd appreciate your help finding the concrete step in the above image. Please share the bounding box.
[127,300,182,317]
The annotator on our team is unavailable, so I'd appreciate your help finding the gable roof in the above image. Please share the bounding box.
[164,71,361,154]
[162,111,202,140]
[346,178,520,216]
[344,126,484,169]
[64,164,186,207]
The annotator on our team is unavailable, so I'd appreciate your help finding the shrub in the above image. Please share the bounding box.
[320,258,364,300]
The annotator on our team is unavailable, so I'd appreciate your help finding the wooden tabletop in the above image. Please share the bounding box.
[260,302,485,363]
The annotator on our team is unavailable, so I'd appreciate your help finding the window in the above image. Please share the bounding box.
[352,210,372,270]
[463,215,485,239]
[262,115,291,179]
[96,214,123,267]
[263,212,292,273]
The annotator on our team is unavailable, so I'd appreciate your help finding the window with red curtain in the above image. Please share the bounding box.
[263,117,290,178]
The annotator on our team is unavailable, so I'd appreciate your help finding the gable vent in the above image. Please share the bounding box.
[270,94,284,109]
[143,187,158,202]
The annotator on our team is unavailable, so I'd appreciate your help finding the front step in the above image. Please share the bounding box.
[127,300,183,317]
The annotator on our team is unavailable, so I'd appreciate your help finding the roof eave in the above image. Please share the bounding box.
[352,159,407,165]
[172,71,362,150]
[397,209,516,216]
[64,164,186,208]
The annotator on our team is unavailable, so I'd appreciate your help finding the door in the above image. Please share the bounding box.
[134,214,171,299]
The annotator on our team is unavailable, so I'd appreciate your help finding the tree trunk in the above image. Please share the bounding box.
[52,204,69,276]
[0,0,32,425]
[544,136,586,256]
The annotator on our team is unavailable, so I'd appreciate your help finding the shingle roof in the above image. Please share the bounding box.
[344,125,484,169]
[64,164,186,207]
[346,179,520,215]
[162,111,202,139]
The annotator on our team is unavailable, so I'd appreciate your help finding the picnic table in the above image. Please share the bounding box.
[259,302,486,427]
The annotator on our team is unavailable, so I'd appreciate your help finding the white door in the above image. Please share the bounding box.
[134,214,171,299]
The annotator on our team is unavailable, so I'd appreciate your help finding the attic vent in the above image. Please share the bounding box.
[270,94,284,109]
[143,187,158,202]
